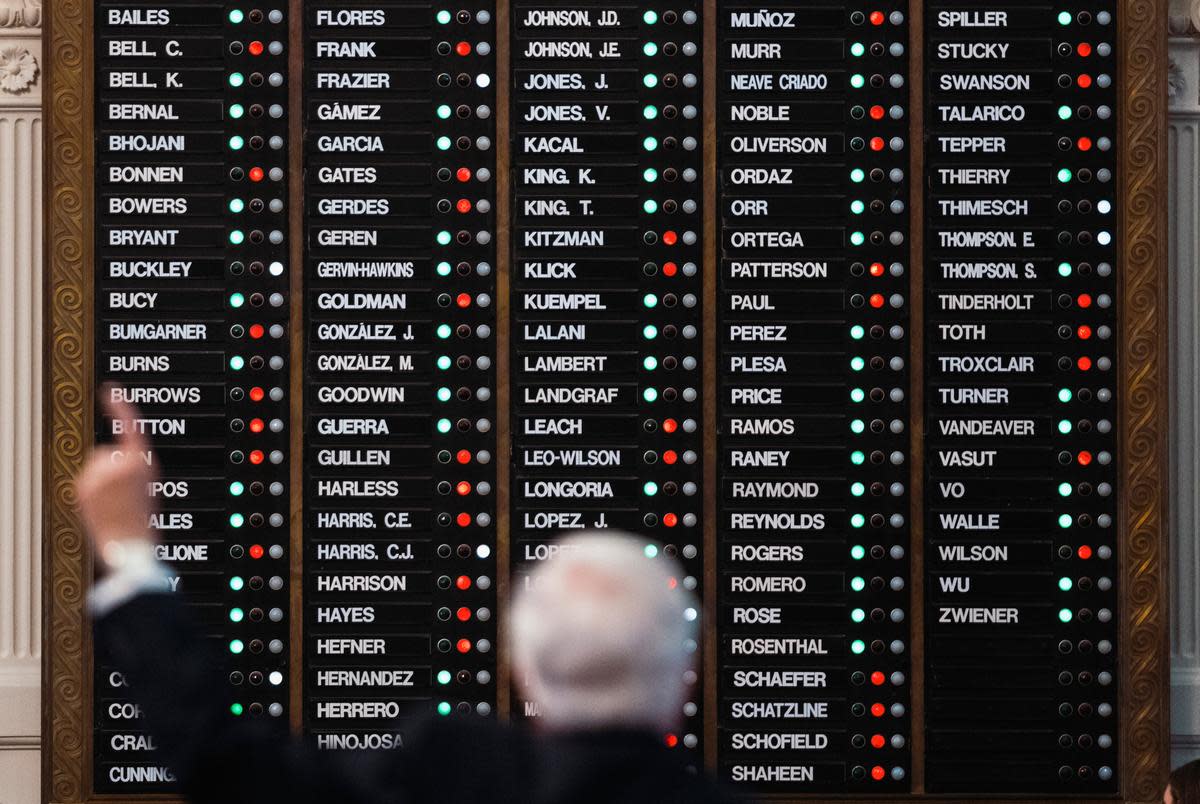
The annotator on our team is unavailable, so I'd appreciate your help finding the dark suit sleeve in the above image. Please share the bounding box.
[95,593,394,804]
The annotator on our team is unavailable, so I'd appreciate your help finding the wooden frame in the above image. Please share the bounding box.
[42,0,1170,801]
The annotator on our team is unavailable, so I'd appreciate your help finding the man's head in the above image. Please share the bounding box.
[510,532,699,733]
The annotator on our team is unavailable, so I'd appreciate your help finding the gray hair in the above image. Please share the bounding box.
[510,531,700,732]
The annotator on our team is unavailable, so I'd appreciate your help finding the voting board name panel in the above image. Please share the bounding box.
[43,0,1169,802]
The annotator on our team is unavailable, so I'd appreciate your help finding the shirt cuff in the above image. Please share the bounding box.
[88,540,173,618]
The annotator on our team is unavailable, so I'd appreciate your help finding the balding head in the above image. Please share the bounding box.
[511,532,699,732]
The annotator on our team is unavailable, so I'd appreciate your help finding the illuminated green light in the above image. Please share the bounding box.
[230,702,244,715]
[437,670,452,685]
[229,135,245,150]
[437,387,452,402]
[851,608,866,623]
[229,481,245,496]
[1058,419,1073,434]
[228,72,245,88]
[1058,514,1073,529]
[850,168,866,183]
[643,42,658,56]
[851,451,866,466]
[229,229,245,245]
[643,293,658,309]
[643,136,658,151]
[1057,168,1073,183]
[437,418,452,434]
[436,230,452,246]
[851,482,866,497]
[1058,388,1073,403]
[850,513,866,529]
[643,481,659,496]
[850,199,866,215]
[437,104,452,119]
[643,105,658,120]
[643,10,658,23]
[436,9,452,23]
[229,639,244,655]
[228,9,244,23]
[1058,10,1072,24]
[851,544,866,560]
[642,324,658,340]
[1058,577,1074,591]
[850,41,866,57]
[229,355,245,371]
[229,292,245,308]
[436,136,452,151]
[1059,482,1073,497]
[229,103,245,119]
[1058,608,1074,623]
[643,199,658,214]
[1058,261,1073,277]
[850,418,865,434]
[436,261,452,277]
[229,513,245,528]
[851,639,866,655]
[229,576,244,591]
[850,388,866,403]
[850,325,865,340]
[1057,105,1073,120]
[643,356,658,370]
[437,324,452,339]
[643,387,659,402]
[437,355,452,370]
[228,198,245,213]
[643,73,659,88]
[437,701,452,716]
[850,231,865,246]
[850,73,865,89]
[850,576,866,592]
[229,607,244,623]
[643,168,658,183]
[644,544,659,558]
[850,356,866,372]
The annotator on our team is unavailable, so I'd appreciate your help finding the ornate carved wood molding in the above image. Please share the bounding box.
[0,0,41,30]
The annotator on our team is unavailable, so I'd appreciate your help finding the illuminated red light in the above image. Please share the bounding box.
[869,10,885,24]
[1077,42,1092,57]
[869,105,885,120]
[667,577,678,589]
[663,418,678,433]
[1077,325,1092,340]
[456,167,472,182]
[456,512,471,527]
[871,766,886,781]
[662,230,678,246]
[870,137,885,151]
[456,293,472,308]
[1077,294,1092,308]
[249,324,264,339]
[871,734,886,749]
[456,450,471,464]
[869,294,885,308]
[869,262,885,277]
[456,41,471,56]
[1077,137,1093,151]
[663,450,678,465]
[248,40,264,56]
[1078,545,1094,560]
[249,450,264,465]
[249,167,264,182]
[456,639,471,653]
[665,734,679,748]
[456,607,471,622]
[249,418,264,433]
[1077,356,1093,371]
[249,544,264,559]
[456,481,472,496]
[1077,73,1092,88]
[870,703,886,717]
[663,261,678,277]
[663,513,678,528]
[456,575,471,590]
[871,671,886,686]
[456,198,472,213]
[1078,451,1093,466]
[249,386,265,402]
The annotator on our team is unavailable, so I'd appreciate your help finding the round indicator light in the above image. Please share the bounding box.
[1059,577,1074,591]
[1058,262,1073,276]
[456,575,471,590]
[436,10,452,24]
[1077,356,1093,371]
[436,136,452,151]
[644,42,658,56]
[643,293,659,309]
[456,482,471,496]
[229,104,245,119]
[1078,545,1094,559]
[851,451,866,465]
[230,481,245,496]
[231,702,244,715]
[869,105,885,120]
[456,450,471,464]
[1059,608,1074,623]
[662,230,678,245]
[1058,10,1072,24]
[1078,325,1092,339]
[851,514,866,528]
[437,261,452,277]
[644,136,659,151]
[851,608,866,623]
[1077,137,1093,151]
[1058,388,1073,402]
[850,325,865,340]
[249,450,264,465]
[248,40,264,56]
[1078,42,1093,57]
[851,200,866,214]
[643,324,658,340]
[643,168,658,183]
[229,355,245,371]
[643,387,659,402]
[872,766,886,781]
[665,734,678,748]
[228,198,245,213]
[228,72,245,88]
[248,544,263,559]
[229,639,245,654]
[230,513,245,528]
[229,576,245,591]
[1057,105,1073,120]
[436,324,453,339]
[437,355,452,370]
[437,670,452,685]
[851,576,867,592]
[456,607,471,622]
[852,640,867,655]
[644,544,659,558]
[851,482,866,496]
[229,292,245,308]
[663,513,678,528]
[456,513,471,527]
[871,734,886,749]
[248,418,264,433]
[229,230,245,245]
[1059,482,1073,497]
[851,388,866,403]
[1058,419,1073,434]
[662,450,678,465]
[437,104,452,120]
[1077,294,1093,309]
[850,418,866,433]
[851,357,866,372]
[869,11,885,25]
[851,168,866,183]
[643,74,659,88]
[437,701,452,716]
[643,199,658,213]
[456,41,471,56]
[456,168,472,182]
[851,73,866,88]
[229,608,244,623]
[248,167,264,182]
[643,10,658,23]
[663,419,679,433]
[643,105,659,120]
[644,482,659,497]
[1057,168,1073,183]
[456,199,471,214]
[871,672,886,686]
[228,9,244,23]
[1078,451,1093,466]
[436,230,452,245]
[850,42,866,57]
[643,356,658,370]
[663,262,678,277]
[870,703,886,717]
[1078,73,1092,88]
[1058,514,1073,529]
